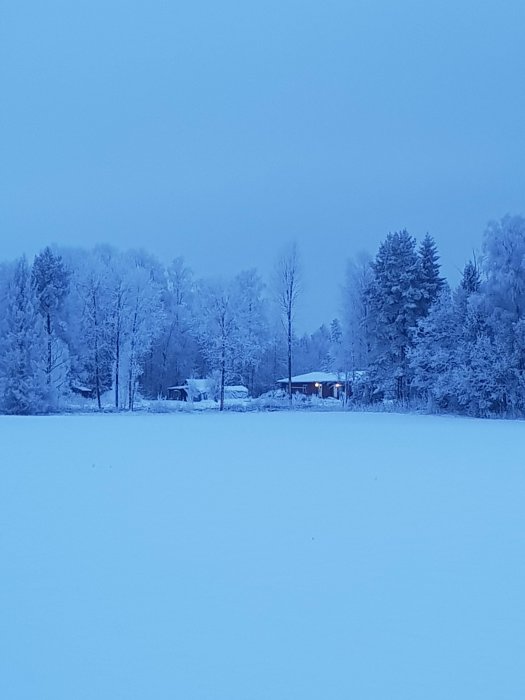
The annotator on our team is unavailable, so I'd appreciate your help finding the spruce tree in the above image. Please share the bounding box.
[460,259,481,294]
[0,258,47,414]
[418,233,445,315]
[32,247,70,402]
[368,230,422,401]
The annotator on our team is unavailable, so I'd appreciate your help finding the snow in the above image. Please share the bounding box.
[1,411,524,699]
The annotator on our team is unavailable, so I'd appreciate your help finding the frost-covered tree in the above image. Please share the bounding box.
[123,258,164,410]
[107,256,129,410]
[231,269,268,395]
[196,279,238,410]
[461,258,482,294]
[368,230,423,400]
[409,289,462,410]
[31,247,71,396]
[294,324,332,374]
[256,311,287,395]
[457,334,516,417]
[409,217,525,417]
[31,247,71,407]
[342,252,373,376]
[0,258,47,414]
[275,243,301,403]
[140,257,200,398]
[473,215,525,413]
[483,215,525,322]
[69,250,114,410]
[482,215,525,366]
[418,233,445,316]
[329,318,344,372]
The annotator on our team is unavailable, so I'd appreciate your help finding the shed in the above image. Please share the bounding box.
[223,385,249,400]
[167,379,212,402]
[167,380,249,402]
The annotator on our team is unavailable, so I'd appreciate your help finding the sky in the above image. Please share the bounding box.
[1,0,524,329]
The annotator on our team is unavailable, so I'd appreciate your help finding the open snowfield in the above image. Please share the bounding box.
[1,411,524,700]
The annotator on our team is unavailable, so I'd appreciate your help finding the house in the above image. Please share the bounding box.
[276,371,348,399]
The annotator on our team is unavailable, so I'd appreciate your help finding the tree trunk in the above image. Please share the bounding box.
[93,291,102,411]
[114,324,120,410]
[287,309,292,406]
[128,307,138,411]
[46,312,52,385]
[220,341,225,412]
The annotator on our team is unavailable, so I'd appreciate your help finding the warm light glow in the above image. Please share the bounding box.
[314,382,320,387]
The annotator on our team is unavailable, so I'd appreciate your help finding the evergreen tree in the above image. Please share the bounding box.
[0,258,47,414]
[368,230,423,401]
[460,259,481,294]
[329,318,344,372]
[418,233,445,315]
[31,247,71,406]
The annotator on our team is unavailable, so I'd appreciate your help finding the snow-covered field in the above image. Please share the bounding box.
[1,412,524,700]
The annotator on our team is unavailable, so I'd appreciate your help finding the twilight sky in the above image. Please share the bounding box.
[1,0,524,328]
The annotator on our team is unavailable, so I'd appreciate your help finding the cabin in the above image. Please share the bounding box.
[276,372,348,399]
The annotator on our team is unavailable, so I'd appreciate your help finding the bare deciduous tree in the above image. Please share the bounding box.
[275,243,301,404]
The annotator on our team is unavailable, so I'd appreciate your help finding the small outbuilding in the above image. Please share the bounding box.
[223,385,249,400]
[167,379,249,402]
[167,379,211,402]
[70,382,95,399]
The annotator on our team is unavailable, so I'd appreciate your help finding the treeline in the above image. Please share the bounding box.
[0,248,286,414]
[344,215,525,417]
[1,214,524,417]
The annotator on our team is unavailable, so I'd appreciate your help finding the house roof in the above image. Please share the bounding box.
[276,372,346,384]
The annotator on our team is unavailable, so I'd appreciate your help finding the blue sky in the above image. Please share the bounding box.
[1,0,524,327]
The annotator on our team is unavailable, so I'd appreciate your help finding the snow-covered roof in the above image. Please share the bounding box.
[224,385,249,393]
[277,372,346,384]
[71,383,92,393]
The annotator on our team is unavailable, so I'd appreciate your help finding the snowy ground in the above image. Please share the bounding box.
[1,412,524,700]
